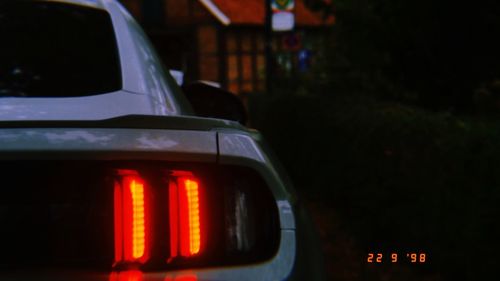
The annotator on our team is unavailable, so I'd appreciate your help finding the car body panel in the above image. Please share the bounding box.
[0,127,217,162]
[0,91,175,121]
[0,126,297,281]
[0,231,295,281]
[218,131,297,204]
[218,131,297,229]
[104,0,193,115]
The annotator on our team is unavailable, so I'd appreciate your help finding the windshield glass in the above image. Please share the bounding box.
[0,1,121,97]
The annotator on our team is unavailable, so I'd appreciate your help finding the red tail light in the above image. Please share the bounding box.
[0,161,279,271]
[169,173,202,259]
[114,170,150,265]
[109,165,278,271]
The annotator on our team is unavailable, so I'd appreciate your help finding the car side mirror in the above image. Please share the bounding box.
[182,81,248,125]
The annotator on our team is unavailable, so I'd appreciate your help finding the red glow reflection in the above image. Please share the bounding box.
[109,270,144,281]
[168,174,202,260]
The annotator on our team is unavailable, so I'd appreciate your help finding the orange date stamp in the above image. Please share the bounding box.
[367,252,427,263]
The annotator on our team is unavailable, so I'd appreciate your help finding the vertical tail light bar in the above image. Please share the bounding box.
[169,172,202,259]
[114,170,150,265]
[110,166,274,269]
[183,178,201,256]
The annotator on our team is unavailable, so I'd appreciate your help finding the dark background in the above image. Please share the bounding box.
[247,0,500,280]
[136,0,500,280]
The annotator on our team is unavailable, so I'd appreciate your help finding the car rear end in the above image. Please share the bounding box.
[0,0,325,280]
[0,117,304,280]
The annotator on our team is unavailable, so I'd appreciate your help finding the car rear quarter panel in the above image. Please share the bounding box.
[0,127,299,281]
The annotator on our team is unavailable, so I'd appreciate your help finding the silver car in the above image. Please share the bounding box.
[0,1,325,280]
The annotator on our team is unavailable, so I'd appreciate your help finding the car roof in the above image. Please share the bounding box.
[0,0,194,121]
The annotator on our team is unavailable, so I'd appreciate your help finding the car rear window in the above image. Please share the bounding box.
[0,1,122,98]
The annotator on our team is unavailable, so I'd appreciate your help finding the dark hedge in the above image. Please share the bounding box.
[249,94,500,280]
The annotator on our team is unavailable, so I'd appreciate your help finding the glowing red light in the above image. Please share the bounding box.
[169,180,179,259]
[168,174,202,259]
[109,270,144,281]
[114,171,149,265]
[184,178,201,255]
[130,179,146,259]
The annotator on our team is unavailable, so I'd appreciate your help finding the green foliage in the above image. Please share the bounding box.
[260,2,500,279]
[249,94,500,280]
[304,0,500,112]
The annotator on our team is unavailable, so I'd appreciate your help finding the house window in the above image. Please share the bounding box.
[225,30,265,95]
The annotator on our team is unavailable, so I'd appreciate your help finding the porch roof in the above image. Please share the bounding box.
[198,0,334,27]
